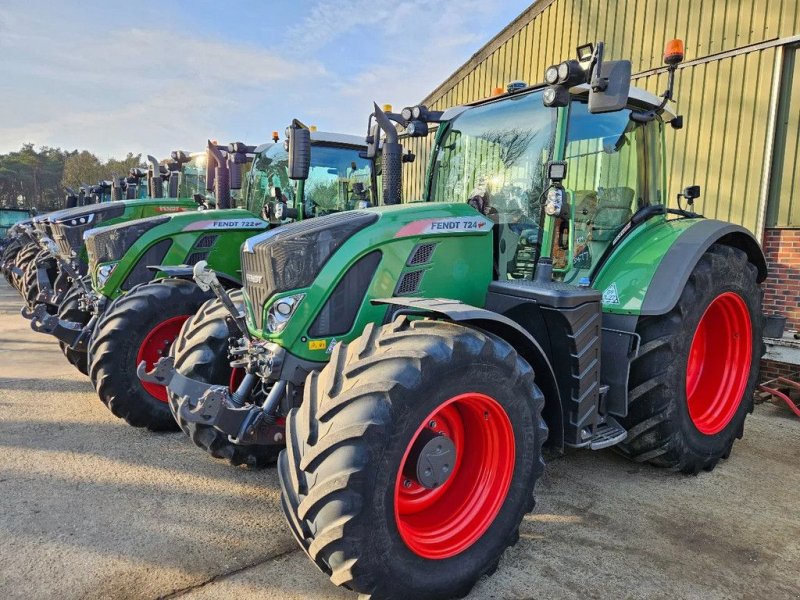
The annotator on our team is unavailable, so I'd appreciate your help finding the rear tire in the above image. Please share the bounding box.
[88,278,213,430]
[279,317,547,600]
[57,285,92,375]
[169,290,280,467]
[619,244,763,474]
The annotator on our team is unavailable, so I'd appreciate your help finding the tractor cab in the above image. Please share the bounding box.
[424,75,676,288]
[242,130,376,223]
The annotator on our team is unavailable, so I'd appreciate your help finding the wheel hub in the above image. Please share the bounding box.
[404,429,457,490]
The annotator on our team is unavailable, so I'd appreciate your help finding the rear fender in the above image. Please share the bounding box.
[374,297,564,451]
[593,218,767,316]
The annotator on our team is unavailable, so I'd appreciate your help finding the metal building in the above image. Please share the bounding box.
[403,0,800,373]
[405,0,800,234]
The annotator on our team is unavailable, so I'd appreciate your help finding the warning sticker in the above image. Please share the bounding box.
[394,216,493,238]
[602,283,621,305]
[308,340,327,351]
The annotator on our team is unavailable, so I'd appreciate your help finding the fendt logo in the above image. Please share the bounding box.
[394,216,494,238]
[245,273,264,284]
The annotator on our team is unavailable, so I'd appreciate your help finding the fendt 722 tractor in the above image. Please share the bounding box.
[143,41,765,599]
[44,132,376,432]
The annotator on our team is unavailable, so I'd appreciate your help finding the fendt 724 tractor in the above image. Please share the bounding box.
[42,132,376,432]
[143,41,765,599]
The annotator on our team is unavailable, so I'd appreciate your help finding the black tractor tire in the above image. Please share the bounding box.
[57,285,92,375]
[168,290,280,467]
[2,238,23,286]
[279,317,547,600]
[619,244,763,474]
[88,278,213,430]
[11,242,39,291]
[21,250,58,311]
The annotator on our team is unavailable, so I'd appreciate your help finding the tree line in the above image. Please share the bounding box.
[0,144,144,213]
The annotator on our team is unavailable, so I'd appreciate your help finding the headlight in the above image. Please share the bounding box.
[97,262,118,286]
[544,65,559,85]
[266,293,304,334]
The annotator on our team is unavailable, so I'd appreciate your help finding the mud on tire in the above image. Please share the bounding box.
[279,317,548,600]
[619,244,763,474]
[169,290,280,467]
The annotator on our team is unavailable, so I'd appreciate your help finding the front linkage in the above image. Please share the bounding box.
[139,262,290,446]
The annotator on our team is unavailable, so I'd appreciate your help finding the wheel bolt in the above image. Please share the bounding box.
[403,479,412,488]
[429,420,437,429]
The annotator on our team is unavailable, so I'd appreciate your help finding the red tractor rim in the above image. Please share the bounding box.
[136,315,191,402]
[394,392,515,559]
[685,292,752,435]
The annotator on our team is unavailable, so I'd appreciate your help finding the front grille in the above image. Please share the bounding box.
[52,203,126,261]
[86,216,170,268]
[242,211,378,329]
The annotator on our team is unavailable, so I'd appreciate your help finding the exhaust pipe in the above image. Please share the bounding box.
[147,155,163,198]
[206,141,231,209]
[373,103,402,205]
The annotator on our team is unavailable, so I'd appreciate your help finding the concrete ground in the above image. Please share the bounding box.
[0,277,798,600]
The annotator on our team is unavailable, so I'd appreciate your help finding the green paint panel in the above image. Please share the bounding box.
[592,216,701,314]
[247,202,494,363]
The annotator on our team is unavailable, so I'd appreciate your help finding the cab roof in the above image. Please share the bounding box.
[440,84,677,121]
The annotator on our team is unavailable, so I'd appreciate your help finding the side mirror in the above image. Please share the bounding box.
[286,119,311,181]
[588,59,632,114]
[682,185,701,200]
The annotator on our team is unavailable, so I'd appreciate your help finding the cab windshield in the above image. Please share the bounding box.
[178,156,207,199]
[244,143,373,216]
[428,89,557,279]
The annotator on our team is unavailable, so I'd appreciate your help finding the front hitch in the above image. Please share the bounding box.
[29,303,98,349]
[192,260,251,339]
[138,354,287,446]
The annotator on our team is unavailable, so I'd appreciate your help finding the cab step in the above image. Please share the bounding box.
[589,415,627,450]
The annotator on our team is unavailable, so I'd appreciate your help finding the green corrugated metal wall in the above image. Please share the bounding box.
[402,0,800,231]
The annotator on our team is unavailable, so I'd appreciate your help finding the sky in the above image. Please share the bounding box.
[0,0,533,160]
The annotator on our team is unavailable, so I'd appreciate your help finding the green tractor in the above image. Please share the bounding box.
[27,140,265,374]
[37,132,376,433]
[144,40,766,599]
[11,151,205,310]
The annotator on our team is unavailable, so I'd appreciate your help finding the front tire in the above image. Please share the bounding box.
[279,317,547,600]
[169,291,280,467]
[88,278,213,430]
[57,284,92,375]
[21,250,58,310]
[620,244,763,473]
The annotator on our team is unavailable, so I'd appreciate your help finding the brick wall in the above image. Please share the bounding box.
[761,228,800,332]
[760,358,800,382]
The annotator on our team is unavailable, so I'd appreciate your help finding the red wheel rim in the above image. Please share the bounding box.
[136,315,191,402]
[685,292,752,435]
[394,392,515,559]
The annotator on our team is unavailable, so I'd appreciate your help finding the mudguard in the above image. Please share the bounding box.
[373,296,564,451]
[593,218,767,317]
[640,220,767,315]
